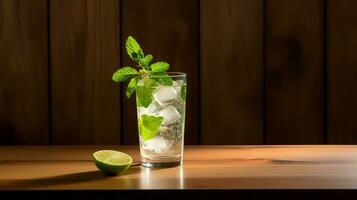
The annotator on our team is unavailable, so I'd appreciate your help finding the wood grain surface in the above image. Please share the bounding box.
[50,0,121,144]
[0,0,49,144]
[2,145,357,190]
[327,0,357,144]
[265,0,324,144]
[121,0,199,145]
[200,0,263,144]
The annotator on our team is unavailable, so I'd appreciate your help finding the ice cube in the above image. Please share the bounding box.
[157,105,181,126]
[143,136,170,153]
[138,102,158,115]
[153,86,179,106]
[173,81,181,95]
[158,126,175,141]
[159,126,170,135]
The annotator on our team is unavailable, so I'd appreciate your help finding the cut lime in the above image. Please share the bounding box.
[93,150,132,175]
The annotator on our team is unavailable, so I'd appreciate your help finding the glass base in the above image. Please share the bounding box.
[140,153,182,168]
[141,161,181,168]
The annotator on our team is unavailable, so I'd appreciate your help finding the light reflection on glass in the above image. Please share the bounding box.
[139,166,185,189]
[139,166,151,189]
[179,166,184,189]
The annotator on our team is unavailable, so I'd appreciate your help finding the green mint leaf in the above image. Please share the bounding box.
[126,77,138,98]
[131,49,144,62]
[138,114,163,140]
[139,54,153,69]
[136,78,158,107]
[150,62,170,73]
[181,85,187,100]
[150,72,173,86]
[126,36,144,62]
[112,67,138,82]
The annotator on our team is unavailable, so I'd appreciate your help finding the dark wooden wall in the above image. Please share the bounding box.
[1,0,357,145]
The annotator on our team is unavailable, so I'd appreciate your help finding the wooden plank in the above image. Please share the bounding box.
[3,145,357,190]
[327,0,357,144]
[265,0,324,144]
[121,0,199,144]
[0,0,48,144]
[200,0,263,144]
[50,0,121,144]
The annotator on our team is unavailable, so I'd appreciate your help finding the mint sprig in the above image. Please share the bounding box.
[136,78,158,107]
[151,72,173,86]
[112,36,173,102]
[126,76,138,98]
[126,36,144,62]
[139,54,153,69]
[150,62,170,73]
[112,67,138,82]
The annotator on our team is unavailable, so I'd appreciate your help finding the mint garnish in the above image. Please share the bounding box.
[136,78,158,107]
[126,76,138,98]
[139,54,153,69]
[151,72,173,86]
[126,36,144,62]
[150,62,170,73]
[112,36,173,102]
[112,67,138,82]
[138,114,164,140]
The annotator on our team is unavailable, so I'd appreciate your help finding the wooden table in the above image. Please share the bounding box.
[2,145,357,199]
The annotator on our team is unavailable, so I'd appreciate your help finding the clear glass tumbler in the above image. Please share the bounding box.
[136,72,187,168]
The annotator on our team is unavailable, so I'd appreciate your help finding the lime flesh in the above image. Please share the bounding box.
[93,150,132,175]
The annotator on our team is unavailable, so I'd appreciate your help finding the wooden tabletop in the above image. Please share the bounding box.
[2,145,357,190]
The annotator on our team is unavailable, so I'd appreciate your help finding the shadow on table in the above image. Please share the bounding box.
[0,166,148,190]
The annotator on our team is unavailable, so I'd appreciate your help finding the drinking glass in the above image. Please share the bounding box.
[136,72,187,168]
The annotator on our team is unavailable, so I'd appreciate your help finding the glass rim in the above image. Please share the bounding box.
[149,72,187,78]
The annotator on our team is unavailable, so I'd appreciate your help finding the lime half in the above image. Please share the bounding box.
[93,150,132,175]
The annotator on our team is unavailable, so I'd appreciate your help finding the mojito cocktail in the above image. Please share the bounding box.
[136,73,186,167]
[112,36,187,168]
